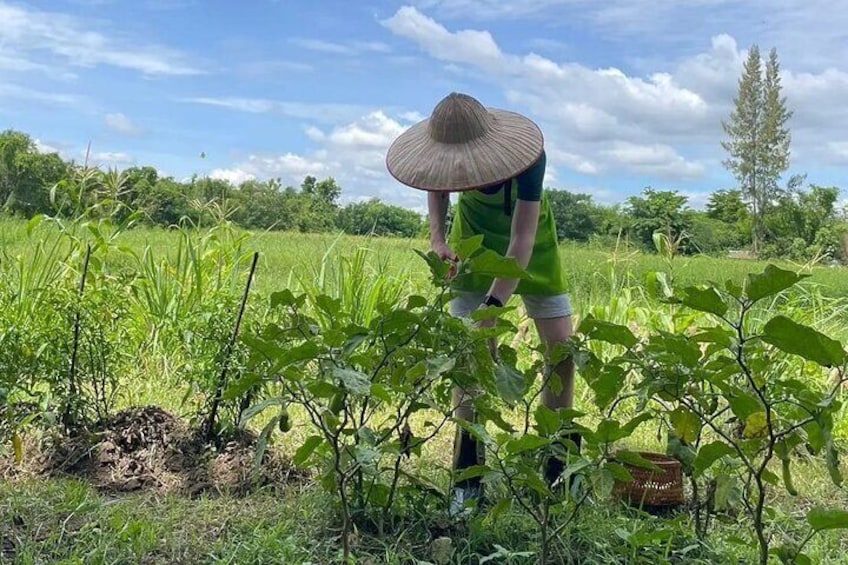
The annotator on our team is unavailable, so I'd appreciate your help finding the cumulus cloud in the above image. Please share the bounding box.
[88,151,134,165]
[208,111,425,209]
[382,6,709,181]
[382,6,848,184]
[104,112,141,135]
[0,1,202,76]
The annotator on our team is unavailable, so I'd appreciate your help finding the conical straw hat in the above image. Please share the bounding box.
[386,92,544,192]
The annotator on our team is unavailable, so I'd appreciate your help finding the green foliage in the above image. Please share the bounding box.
[239,236,514,561]
[336,198,423,237]
[577,262,848,564]
[625,189,691,251]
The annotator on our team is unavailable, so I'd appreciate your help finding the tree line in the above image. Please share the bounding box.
[1,46,845,261]
[1,126,845,262]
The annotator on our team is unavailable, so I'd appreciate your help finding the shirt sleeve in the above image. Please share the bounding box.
[516,150,546,201]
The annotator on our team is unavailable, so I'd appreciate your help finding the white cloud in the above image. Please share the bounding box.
[210,168,256,185]
[88,151,133,164]
[0,2,202,76]
[547,149,599,175]
[180,97,376,124]
[0,83,82,107]
[382,6,848,184]
[382,6,709,182]
[602,142,706,180]
[238,60,314,76]
[34,139,61,154]
[289,38,393,56]
[104,112,141,135]
[209,110,425,209]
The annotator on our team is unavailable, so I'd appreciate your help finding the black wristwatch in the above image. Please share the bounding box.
[482,294,503,308]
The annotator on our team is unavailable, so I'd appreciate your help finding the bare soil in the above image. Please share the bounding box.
[2,406,305,497]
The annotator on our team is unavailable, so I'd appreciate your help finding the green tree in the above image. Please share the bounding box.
[547,189,602,241]
[721,45,793,253]
[336,198,423,237]
[706,189,748,224]
[625,188,690,250]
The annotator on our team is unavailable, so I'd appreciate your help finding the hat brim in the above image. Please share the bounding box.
[386,108,544,192]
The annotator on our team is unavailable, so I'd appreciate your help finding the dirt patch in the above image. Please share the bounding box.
[28,406,304,497]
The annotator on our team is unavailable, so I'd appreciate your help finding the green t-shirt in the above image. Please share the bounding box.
[448,151,568,296]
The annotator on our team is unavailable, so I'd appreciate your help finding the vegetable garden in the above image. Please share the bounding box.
[1,169,848,564]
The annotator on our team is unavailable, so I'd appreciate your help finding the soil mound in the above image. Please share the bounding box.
[33,406,302,496]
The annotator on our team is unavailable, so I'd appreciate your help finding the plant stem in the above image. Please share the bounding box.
[205,251,259,442]
[65,243,91,432]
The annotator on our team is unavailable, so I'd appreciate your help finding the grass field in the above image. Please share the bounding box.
[2,217,848,564]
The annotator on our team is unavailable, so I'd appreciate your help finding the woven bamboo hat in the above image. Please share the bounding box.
[386,92,544,192]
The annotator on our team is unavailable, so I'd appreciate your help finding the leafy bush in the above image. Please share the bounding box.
[576,264,848,564]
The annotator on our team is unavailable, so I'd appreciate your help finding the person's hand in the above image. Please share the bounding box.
[431,240,458,279]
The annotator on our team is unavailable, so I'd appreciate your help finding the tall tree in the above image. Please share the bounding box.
[721,45,792,253]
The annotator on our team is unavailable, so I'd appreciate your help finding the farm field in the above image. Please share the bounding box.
[1,216,848,564]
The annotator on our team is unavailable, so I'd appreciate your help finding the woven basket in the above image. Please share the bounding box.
[612,452,684,508]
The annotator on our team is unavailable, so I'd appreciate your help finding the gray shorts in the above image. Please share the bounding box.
[449,290,573,320]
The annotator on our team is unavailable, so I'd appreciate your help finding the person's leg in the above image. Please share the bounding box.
[522,294,580,485]
[447,291,486,506]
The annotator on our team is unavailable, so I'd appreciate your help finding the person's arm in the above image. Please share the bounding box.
[482,151,546,306]
[428,191,455,260]
[484,200,540,304]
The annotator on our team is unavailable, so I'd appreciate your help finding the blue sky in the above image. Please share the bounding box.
[3,0,848,212]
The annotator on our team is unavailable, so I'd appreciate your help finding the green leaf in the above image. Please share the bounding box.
[293,436,323,466]
[588,364,626,410]
[714,473,738,511]
[807,507,848,531]
[26,214,43,236]
[275,342,323,369]
[494,363,527,404]
[605,462,634,483]
[485,498,512,524]
[466,249,528,279]
[744,264,807,303]
[826,438,843,487]
[270,289,303,309]
[578,316,638,348]
[670,408,700,444]
[505,434,550,454]
[645,270,673,300]
[729,391,761,420]
[534,405,560,437]
[615,451,662,472]
[775,546,811,565]
[405,295,429,309]
[333,368,371,395]
[238,398,286,427]
[426,355,456,379]
[223,372,263,401]
[455,234,484,260]
[693,441,735,477]
[762,315,845,367]
[743,411,768,438]
[679,286,728,317]
[454,465,491,483]
[692,327,733,347]
[253,414,281,476]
